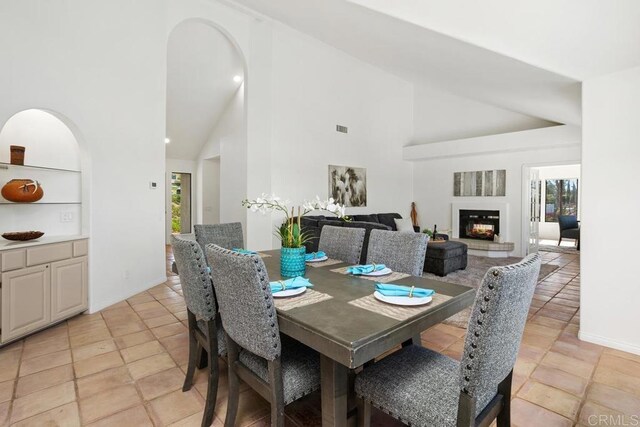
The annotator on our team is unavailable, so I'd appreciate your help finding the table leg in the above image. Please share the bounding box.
[321,354,349,427]
[402,333,422,348]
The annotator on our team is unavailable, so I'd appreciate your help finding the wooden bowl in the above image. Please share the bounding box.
[2,231,45,241]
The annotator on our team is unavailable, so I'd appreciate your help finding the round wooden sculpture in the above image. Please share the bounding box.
[1,179,44,202]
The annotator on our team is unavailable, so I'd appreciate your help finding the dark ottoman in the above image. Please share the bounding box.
[424,241,468,277]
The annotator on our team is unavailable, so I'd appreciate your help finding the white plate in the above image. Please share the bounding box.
[362,267,392,277]
[306,256,328,263]
[272,287,307,298]
[374,291,433,306]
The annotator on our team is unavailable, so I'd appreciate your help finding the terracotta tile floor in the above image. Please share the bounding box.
[0,248,638,426]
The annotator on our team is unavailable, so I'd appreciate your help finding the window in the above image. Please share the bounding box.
[545,179,578,222]
[171,172,191,233]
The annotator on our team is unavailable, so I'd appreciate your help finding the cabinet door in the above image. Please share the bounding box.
[51,256,88,322]
[1,264,51,342]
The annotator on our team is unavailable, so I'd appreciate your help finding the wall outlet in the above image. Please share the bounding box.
[149,182,157,189]
[60,212,74,223]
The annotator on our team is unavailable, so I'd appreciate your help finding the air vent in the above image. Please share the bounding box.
[336,125,348,134]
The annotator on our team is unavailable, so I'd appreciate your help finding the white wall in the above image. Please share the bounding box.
[263,24,414,247]
[201,158,220,224]
[0,0,261,312]
[537,164,581,241]
[581,66,640,355]
[197,84,247,231]
[412,85,556,145]
[409,126,581,257]
[166,158,198,241]
[0,0,170,311]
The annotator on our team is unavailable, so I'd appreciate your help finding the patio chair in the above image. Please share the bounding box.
[558,215,580,249]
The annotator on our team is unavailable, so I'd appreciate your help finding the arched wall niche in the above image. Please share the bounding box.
[0,108,90,236]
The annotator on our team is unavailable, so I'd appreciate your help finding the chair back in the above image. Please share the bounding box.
[558,215,579,231]
[205,244,281,361]
[171,235,217,321]
[318,225,365,265]
[194,223,244,252]
[366,229,428,276]
[459,253,541,413]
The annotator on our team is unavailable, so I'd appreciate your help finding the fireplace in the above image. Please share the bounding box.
[459,209,500,241]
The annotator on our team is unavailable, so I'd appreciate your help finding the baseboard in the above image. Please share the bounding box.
[88,275,168,313]
[579,331,640,356]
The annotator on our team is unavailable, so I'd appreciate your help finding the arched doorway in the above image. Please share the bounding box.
[165,19,248,242]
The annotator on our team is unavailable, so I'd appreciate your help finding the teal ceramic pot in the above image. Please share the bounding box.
[280,247,306,278]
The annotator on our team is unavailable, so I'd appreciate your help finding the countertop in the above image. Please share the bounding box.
[0,234,89,251]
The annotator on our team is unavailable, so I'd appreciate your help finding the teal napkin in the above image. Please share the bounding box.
[375,283,434,298]
[347,264,387,275]
[305,251,327,261]
[233,248,257,255]
[270,277,313,293]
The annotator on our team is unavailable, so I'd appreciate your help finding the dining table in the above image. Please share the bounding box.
[261,250,476,427]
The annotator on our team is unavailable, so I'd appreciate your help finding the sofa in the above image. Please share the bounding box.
[301,212,467,276]
[301,213,418,264]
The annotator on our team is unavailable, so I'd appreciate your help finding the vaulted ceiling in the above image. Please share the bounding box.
[349,0,640,81]
[230,0,639,127]
[166,21,244,160]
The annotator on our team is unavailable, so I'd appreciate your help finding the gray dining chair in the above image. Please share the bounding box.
[171,235,226,427]
[194,222,244,252]
[318,225,365,264]
[355,253,541,427]
[366,229,429,276]
[205,244,321,427]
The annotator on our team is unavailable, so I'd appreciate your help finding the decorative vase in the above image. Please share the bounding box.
[10,146,25,165]
[1,179,44,203]
[280,247,306,278]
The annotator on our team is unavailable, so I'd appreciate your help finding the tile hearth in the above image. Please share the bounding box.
[0,248,636,426]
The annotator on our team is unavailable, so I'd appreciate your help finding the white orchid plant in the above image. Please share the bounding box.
[242,194,348,248]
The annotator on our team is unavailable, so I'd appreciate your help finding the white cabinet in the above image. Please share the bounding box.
[51,256,87,322]
[1,264,51,342]
[0,238,88,344]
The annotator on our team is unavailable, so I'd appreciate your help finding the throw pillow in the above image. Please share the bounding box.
[394,218,414,233]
